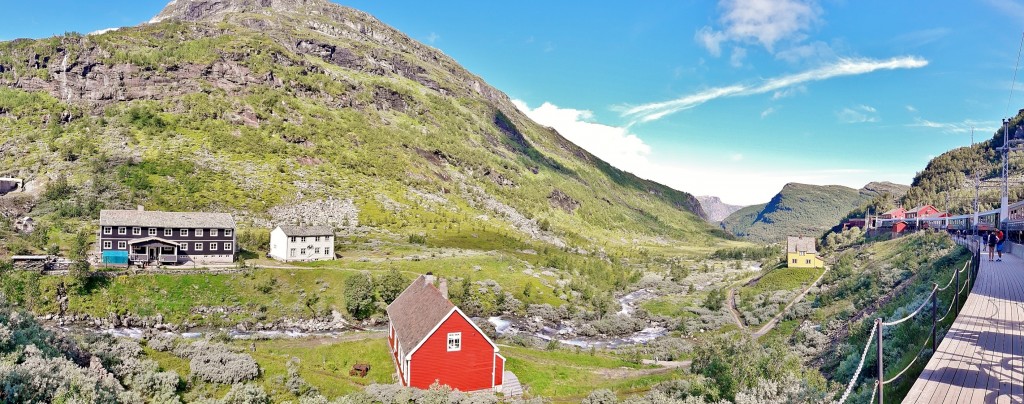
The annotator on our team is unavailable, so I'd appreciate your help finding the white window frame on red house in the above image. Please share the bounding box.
[447,332,461,352]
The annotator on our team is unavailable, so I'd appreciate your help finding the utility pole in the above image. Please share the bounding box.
[973,128,980,236]
[1001,118,1010,230]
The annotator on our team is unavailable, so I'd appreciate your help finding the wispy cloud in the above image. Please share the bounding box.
[620,56,928,123]
[697,0,822,55]
[984,0,1024,20]
[426,32,440,44]
[837,105,878,123]
[906,105,918,113]
[760,107,777,118]
[908,118,993,134]
[730,153,744,161]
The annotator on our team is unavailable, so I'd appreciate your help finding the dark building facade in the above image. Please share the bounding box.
[99,208,237,265]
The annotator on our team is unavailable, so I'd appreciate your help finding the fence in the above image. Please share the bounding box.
[837,238,979,403]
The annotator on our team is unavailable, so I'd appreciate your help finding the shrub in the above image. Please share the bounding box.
[176,341,259,384]
[344,272,375,319]
[582,389,618,404]
[220,383,270,404]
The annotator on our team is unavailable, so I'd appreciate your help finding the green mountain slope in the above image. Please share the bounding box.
[902,109,1024,213]
[0,0,725,257]
[721,182,908,243]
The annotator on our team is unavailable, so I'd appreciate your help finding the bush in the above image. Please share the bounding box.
[582,389,618,404]
[176,341,259,384]
[220,383,270,404]
[344,272,375,319]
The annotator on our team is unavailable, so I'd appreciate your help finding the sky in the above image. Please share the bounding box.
[2,1,1024,205]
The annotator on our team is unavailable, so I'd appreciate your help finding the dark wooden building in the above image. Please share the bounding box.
[99,208,237,266]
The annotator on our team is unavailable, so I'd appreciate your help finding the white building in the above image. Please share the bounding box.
[269,225,335,262]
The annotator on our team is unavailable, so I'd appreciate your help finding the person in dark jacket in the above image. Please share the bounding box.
[987,231,998,262]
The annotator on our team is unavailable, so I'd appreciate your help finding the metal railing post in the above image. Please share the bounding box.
[931,286,937,352]
[955,269,960,315]
[876,318,884,404]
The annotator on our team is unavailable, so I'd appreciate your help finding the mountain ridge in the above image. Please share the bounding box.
[721,182,909,243]
[0,0,718,257]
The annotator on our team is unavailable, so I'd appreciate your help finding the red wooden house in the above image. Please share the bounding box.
[881,207,906,219]
[386,273,505,393]
[906,205,942,219]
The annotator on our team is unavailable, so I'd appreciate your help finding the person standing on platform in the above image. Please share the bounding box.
[996,229,1005,262]
[987,231,998,262]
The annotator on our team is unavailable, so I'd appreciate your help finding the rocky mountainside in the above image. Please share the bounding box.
[0,0,719,255]
[721,182,906,243]
[696,195,744,222]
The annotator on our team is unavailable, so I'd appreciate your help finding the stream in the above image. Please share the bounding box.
[488,288,668,349]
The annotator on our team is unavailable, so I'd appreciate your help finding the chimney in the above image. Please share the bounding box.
[137,205,145,211]
[439,278,448,299]
[424,272,435,286]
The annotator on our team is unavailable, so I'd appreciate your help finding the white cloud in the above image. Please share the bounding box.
[771,85,807,100]
[984,0,1024,20]
[426,32,440,43]
[697,0,822,54]
[88,27,120,36]
[512,100,651,170]
[760,107,777,118]
[730,47,748,67]
[774,41,835,64]
[906,105,918,113]
[513,99,896,205]
[837,105,878,123]
[908,118,993,134]
[621,56,928,123]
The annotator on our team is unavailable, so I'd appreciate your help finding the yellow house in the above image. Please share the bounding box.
[787,236,824,268]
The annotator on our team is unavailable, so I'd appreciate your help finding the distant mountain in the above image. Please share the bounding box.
[696,196,745,222]
[721,182,908,243]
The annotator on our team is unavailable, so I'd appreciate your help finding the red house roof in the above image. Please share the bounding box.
[386,275,455,353]
[882,207,906,216]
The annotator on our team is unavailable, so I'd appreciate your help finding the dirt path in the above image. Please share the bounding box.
[727,288,746,329]
[752,267,828,339]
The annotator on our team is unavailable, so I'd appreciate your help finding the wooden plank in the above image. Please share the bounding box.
[904,250,1024,403]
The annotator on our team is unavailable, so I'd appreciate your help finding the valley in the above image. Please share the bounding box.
[0,0,1020,403]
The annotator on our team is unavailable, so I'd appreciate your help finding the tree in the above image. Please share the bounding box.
[343,272,375,319]
[376,268,406,304]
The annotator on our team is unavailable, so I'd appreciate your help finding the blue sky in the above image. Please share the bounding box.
[2,1,1024,204]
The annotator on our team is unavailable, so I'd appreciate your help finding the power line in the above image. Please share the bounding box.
[1007,31,1024,116]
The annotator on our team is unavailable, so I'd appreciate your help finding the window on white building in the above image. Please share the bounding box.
[290,248,296,256]
[447,332,461,351]
[300,248,306,255]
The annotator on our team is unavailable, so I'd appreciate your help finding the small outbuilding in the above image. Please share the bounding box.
[387,274,506,393]
[269,225,334,261]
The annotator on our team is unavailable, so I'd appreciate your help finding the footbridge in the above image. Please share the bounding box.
[837,237,1024,403]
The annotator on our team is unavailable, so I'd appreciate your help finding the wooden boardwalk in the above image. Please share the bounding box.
[904,249,1024,403]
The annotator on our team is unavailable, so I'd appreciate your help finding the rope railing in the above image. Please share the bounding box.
[837,322,877,403]
[837,251,977,404]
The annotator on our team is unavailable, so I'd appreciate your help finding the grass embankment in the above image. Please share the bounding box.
[501,345,678,402]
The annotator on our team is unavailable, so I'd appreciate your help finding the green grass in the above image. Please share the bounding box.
[740,266,823,300]
[500,345,678,402]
